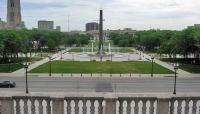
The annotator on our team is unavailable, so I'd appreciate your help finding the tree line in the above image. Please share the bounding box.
[109,28,200,63]
[0,29,90,63]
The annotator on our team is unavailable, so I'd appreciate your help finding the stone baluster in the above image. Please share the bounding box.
[38,99,43,114]
[134,99,139,114]
[52,98,64,114]
[98,99,103,114]
[177,100,182,114]
[90,99,95,114]
[24,98,28,114]
[149,100,155,114]
[192,100,197,114]
[82,99,87,114]
[170,100,175,114]
[67,100,71,114]
[31,98,36,114]
[0,97,13,114]
[118,99,124,114]
[142,99,147,114]
[46,99,51,114]
[185,99,190,114]
[127,100,132,114]
[15,99,20,114]
[74,100,79,114]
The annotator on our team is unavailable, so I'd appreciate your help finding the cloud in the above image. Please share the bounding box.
[1,0,200,31]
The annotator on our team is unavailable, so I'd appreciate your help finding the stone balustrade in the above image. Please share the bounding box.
[0,93,199,114]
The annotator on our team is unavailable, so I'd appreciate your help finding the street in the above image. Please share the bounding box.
[0,76,200,93]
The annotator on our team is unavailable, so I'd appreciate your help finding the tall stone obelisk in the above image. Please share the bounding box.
[98,9,103,53]
[7,0,25,28]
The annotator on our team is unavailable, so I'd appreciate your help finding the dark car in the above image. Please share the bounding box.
[0,81,16,88]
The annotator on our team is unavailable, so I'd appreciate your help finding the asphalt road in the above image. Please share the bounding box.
[0,77,200,93]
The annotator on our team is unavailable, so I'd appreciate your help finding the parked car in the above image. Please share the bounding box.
[0,81,16,88]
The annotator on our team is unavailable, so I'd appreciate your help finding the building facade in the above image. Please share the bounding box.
[0,18,7,29]
[38,20,54,30]
[187,24,200,29]
[86,22,99,32]
[7,0,25,28]
[56,26,61,31]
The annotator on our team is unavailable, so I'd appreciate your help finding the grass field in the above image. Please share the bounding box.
[68,48,134,53]
[179,64,200,73]
[160,58,200,73]
[0,64,24,73]
[68,48,82,53]
[30,61,173,74]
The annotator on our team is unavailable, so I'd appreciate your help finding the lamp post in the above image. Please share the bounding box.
[8,59,11,73]
[60,49,63,60]
[24,54,29,94]
[173,63,179,95]
[111,52,112,62]
[48,55,52,77]
[151,56,154,77]
[24,64,29,94]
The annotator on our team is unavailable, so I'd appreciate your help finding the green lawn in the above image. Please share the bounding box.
[160,58,200,73]
[0,64,24,73]
[118,48,134,53]
[68,48,133,53]
[180,64,200,73]
[68,48,82,53]
[30,61,173,74]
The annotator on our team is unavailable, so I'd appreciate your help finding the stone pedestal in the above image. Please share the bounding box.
[105,98,116,114]
[52,98,64,114]
[0,97,13,114]
[157,98,170,114]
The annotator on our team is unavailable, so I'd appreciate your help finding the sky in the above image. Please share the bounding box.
[1,0,200,31]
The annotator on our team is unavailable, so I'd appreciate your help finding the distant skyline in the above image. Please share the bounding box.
[1,0,200,31]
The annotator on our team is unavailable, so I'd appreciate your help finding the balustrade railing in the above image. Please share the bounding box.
[0,93,199,114]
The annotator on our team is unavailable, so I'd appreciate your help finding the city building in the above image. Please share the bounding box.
[38,20,54,30]
[187,24,200,29]
[105,28,136,34]
[86,22,99,32]
[85,22,99,40]
[0,18,7,29]
[7,0,25,28]
[56,26,61,31]
[66,30,86,35]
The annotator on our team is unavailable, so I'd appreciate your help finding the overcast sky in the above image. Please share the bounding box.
[1,0,200,31]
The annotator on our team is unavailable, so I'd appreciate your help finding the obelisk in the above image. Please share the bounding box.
[98,9,103,53]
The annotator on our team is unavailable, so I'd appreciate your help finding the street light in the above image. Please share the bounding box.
[8,59,11,73]
[173,63,179,95]
[60,49,63,60]
[23,56,29,94]
[24,64,29,94]
[48,55,52,77]
[151,56,154,77]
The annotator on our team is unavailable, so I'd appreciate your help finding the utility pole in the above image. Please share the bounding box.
[68,15,70,32]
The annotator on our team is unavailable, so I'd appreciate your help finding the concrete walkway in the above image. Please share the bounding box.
[12,49,70,74]
[133,49,191,75]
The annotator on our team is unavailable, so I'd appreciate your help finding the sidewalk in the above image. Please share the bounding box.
[12,49,69,74]
[133,49,191,75]
[0,73,199,78]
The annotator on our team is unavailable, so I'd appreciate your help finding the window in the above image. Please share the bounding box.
[10,0,14,7]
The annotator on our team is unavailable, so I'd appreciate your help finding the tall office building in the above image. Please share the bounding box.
[86,22,99,32]
[38,20,54,30]
[7,0,25,28]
